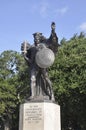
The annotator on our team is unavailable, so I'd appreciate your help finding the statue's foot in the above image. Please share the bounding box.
[28,96,35,100]
[51,95,55,102]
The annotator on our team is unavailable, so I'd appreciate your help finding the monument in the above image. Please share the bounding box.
[19,22,61,130]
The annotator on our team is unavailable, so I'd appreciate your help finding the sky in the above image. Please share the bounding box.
[0,0,86,53]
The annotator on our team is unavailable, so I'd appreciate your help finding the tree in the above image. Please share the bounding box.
[49,34,86,130]
[60,37,67,45]
[0,50,26,130]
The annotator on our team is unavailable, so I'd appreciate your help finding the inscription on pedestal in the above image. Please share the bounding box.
[19,102,61,130]
[24,104,43,124]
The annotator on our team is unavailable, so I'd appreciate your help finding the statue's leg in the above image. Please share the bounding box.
[42,69,55,101]
[45,76,55,101]
[30,69,36,97]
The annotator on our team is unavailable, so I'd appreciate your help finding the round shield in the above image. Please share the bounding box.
[35,48,55,68]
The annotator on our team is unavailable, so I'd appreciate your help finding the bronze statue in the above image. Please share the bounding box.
[21,22,59,101]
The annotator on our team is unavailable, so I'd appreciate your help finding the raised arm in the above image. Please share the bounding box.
[47,22,59,55]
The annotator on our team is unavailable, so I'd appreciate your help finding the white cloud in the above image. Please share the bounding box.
[30,2,68,18]
[30,1,49,18]
[39,2,49,18]
[54,7,68,15]
[79,22,86,31]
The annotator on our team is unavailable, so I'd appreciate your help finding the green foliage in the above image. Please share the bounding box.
[49,34,86,129]
[0,51,17,114]
[60,37,67,45]
[0,50,25,130]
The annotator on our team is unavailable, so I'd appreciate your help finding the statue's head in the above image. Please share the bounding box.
[33,32,42,46]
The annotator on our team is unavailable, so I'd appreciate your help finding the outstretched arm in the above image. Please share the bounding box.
[47,22,59,54]
[50,22,58,44]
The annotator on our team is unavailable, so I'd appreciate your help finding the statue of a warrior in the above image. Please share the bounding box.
[21,22,59,101]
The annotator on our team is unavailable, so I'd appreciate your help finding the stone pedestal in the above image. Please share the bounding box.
[19,101,61,130]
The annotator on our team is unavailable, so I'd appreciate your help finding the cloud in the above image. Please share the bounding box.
[39,2,49,18]
[30,1,49,18]
[30,1,68,18]
[54,7,68,15]
[79,22,86,31]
